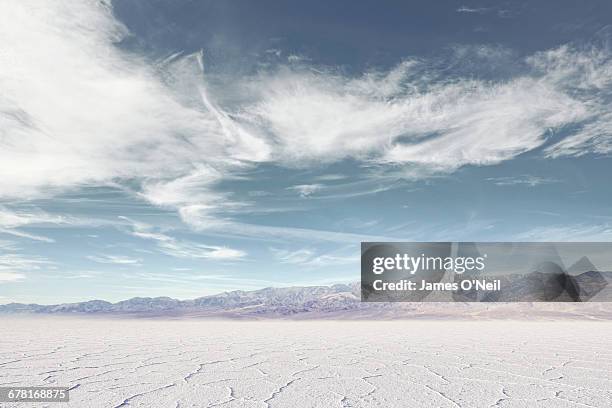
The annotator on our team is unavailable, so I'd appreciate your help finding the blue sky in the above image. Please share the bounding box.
[1,0,612,303]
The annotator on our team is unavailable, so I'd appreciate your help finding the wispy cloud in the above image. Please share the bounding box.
[233,53,589,177]
[0,253,52,283]
[0,206,67,228]
[529,45,612,158]
[456,6,513,18]
[515,224,612,241]
[0,209,57,284]
[120,216,246,260]
[87,255,142,266]
[0,240,17,251]
[287,184,323,197]
[486,175,560,187]
[1,0,611,239]
[0,228,54,243]
[0,254,51,270]
[57,273,97,279]
[0,206,73,242]
[313,174,348,182]
[456,6,491,14]
[0,1,261,229]
[271,248,315,264]
[202,221,407,244]
[0,272,25,283]
[271,247,358,267]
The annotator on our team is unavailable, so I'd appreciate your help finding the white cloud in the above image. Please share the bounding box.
[0,252,52,284]
[1,1,611,236]
[515,224,612,241]
[288,177,401,201]
[0,228,54,243]
[0,0,264,208]
[57,273,97,280]
[0,254,50,270]
[0,272,25,283]
[0,240,17,251]
[237,64,421,164]
[120,216,246,260]
[313,174,348,182]
[456,6,512,18]
[0,206,68,228]
[200,246,246,260]
[87,255,142,266]
[380,80,583,170]
[272,248,315,264]
[486,175,560,187]
[528,45,612,91]
[288,184,323,197]
[528,45,612,157]
[230,44,610,174]
[240,69,586,172]
[305,253,360,267]
[457,7,490,14]
[287,54,309,63]
[0,206,78,242]
[545,112,612,157]
[202,221,404,243]
[271,247,358,267]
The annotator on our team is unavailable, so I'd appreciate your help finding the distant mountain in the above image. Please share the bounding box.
[2,275,611,319]
[0,284,363,317]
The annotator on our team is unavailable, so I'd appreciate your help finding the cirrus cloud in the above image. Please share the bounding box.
[1,0,612,236]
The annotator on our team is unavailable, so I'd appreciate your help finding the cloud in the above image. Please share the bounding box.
[1,1,611,236]
[515,224,612,241]
[456,6,490,14]
[0,240,17,251]
[198,221,405,243]
[0,219,56,281]
[0,228,55,243]
[120,216,246,260]
[57,273,97,279]
[271,248,315,264]
[0,254,50,270]
[288,184,323,197]
[288,176,402,201]
[0,272,25,283]
[271,247,358,267]
[235,58,587,174]
[545,113,612,157]
[456,6,513,18]
[87,255,142,266]
[0,252,52,284]
[137,166,253,230]
[528,45,612,157]
[0,206,83,242]
[0,0,269,236]
[0,1,263,215]
[486,175,560,187]
[313,174,347,182]
[287,54,309,63]
[0,206,66,228]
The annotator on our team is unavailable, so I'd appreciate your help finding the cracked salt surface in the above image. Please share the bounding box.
[0,318,611,407]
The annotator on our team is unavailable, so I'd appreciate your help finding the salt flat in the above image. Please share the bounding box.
[0,318,611,408]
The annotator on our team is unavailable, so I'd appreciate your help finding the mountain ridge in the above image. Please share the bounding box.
[2,275,612,319]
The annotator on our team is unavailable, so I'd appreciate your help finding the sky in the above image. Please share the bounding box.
[1,0,612,303]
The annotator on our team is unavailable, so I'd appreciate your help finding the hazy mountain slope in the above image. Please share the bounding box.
[2,276,612,319]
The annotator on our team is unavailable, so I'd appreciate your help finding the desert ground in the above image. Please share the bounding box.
[0,318,611,407]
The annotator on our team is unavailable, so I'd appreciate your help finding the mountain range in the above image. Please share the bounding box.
[2,271,612,319]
